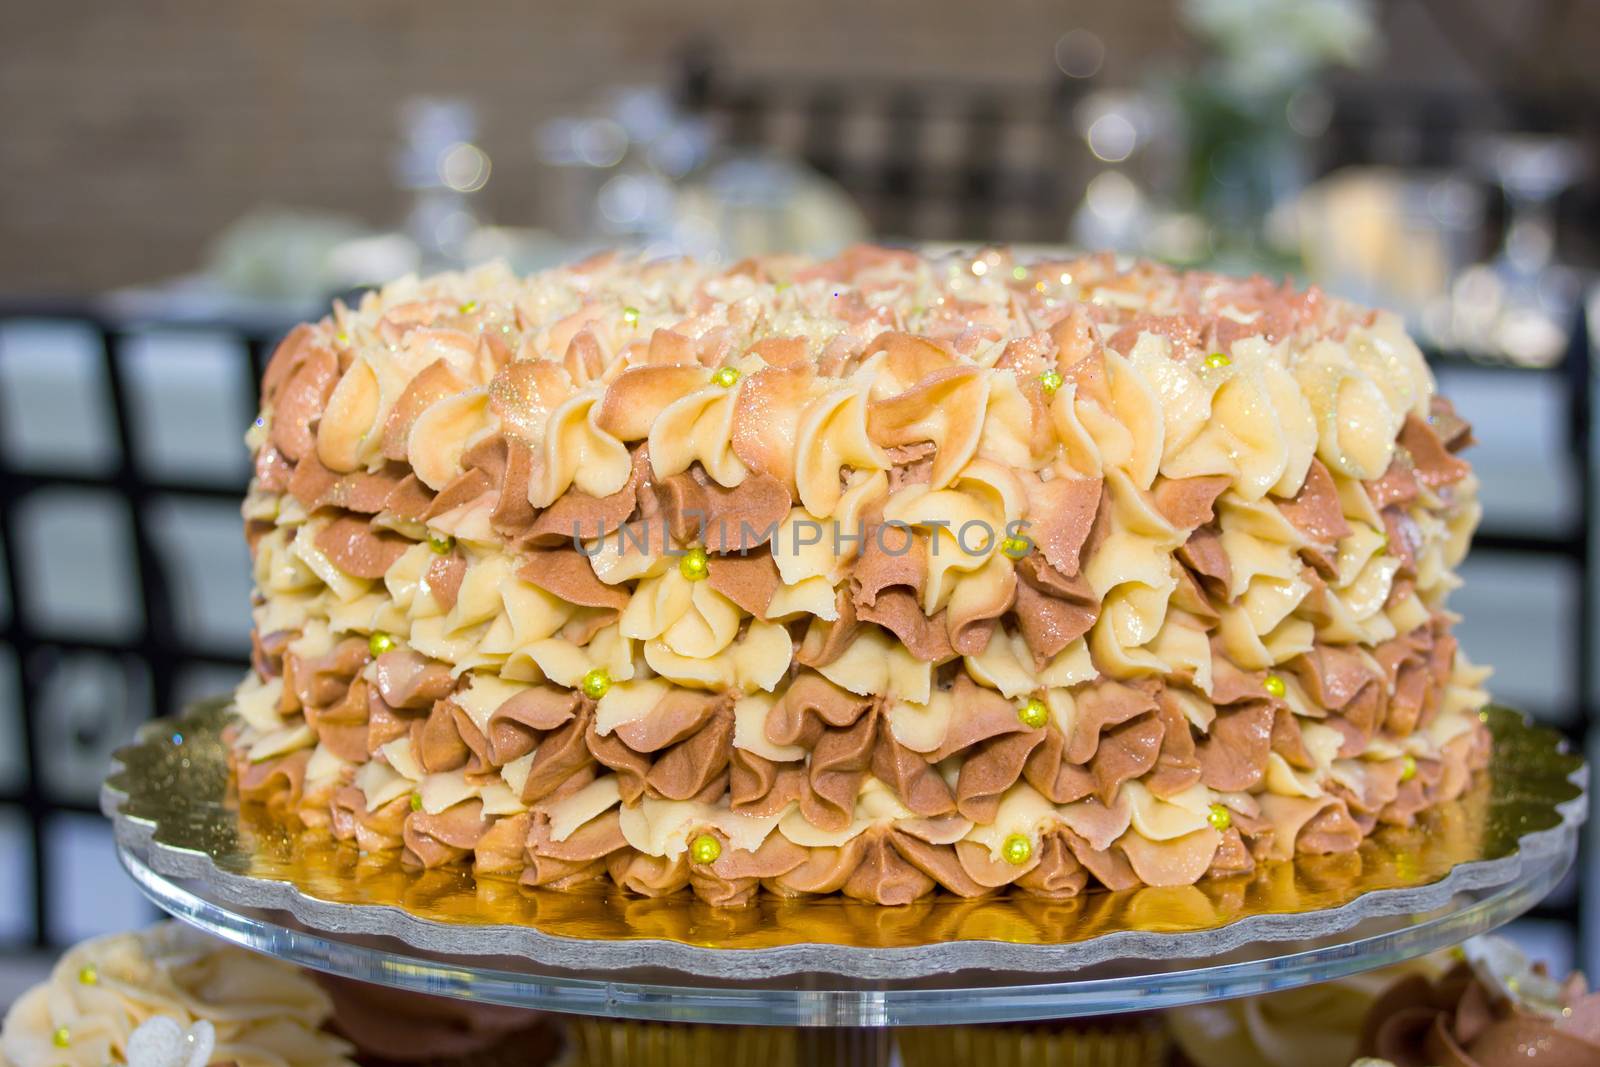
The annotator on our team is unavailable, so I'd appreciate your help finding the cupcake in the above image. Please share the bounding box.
[1165,957,1446,1067]
[1359,937,1600,1066]
[563,1018,796,1067]
[314,975,565,1067]
[0,922,354,1067]
[897,1017,1168,1066]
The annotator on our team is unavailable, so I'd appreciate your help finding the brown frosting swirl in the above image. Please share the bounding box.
[1196,703,1273,791]
[403,798,491,869]
[1399,412,1472,489]
[1362,959,1600,1067]
[373,650,456,710]
[1012,555,1099,667]
[305,675,371,763]
[483,684,580,766]
[523,807,626,888]
[265,327,339,462]
[706,550,783,618]
[648,467,791,553]
[318,973,554,1064]
[330,787,408,851]
[1178,525,1232,598]
[688,833,809,906]
[1025,474,1102,578]
[1153,474,1230,530]
[851,523,955,662]
[519,444,649,547]
[283,636,369,711]
[587,696,735,802]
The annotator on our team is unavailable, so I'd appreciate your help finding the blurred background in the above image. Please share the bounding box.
[2,0,1599,990]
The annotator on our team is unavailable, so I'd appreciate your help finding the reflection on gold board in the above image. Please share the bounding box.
[106,701,1582,952]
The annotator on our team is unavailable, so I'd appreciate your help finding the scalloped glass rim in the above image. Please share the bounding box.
[119,835,1576,1025]
[103,700,1586,1024]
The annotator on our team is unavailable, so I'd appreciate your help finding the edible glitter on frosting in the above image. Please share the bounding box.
[231,245,1491,906]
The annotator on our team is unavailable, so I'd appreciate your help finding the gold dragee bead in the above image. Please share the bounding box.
[690,834,721,865]
[711,365,741,388]
[1001,834,1033,866]
[1017,698,1049,729]
[1001,534,1032,560]
[1263,674,1287,698]
[679,546,711,582]
[368,631,396,657]
[409,792,423,812]
[1207,803,1232,831]
[580,669,612,700]
[52,1028,70,1048]
[77,965,97,985]
[427,533,455,554]
[1205,351,1231,368]
[1038,369,1064,395]
[1400,754,1418,782]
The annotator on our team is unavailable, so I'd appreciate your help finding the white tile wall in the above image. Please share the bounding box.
[0,324,118,474]
[119,332,253,486]
[43,814,152,947]
[11,489,142,639]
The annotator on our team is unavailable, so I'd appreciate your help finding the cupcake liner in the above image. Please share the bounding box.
[897,1020,1169,1067]
[566,1019,799,1067]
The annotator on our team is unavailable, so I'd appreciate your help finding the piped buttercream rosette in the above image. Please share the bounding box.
[232,246,1491,906]
[0,922,353,1067]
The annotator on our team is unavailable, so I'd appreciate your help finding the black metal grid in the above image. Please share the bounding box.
[677,49,1096,245]
[0,308,277,948]
[1431,319,1595,945]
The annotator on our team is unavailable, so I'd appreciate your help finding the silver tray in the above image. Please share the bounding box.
[104,700,1586,1025]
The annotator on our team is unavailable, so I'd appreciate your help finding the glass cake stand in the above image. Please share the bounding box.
[106,701,1586,1030]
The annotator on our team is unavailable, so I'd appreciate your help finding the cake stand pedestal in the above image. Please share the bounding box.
[104,703,1587,1062]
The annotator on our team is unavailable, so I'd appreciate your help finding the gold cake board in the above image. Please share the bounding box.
[104,701,1583,1003]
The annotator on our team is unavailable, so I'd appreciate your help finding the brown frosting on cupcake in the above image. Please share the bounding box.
[1360,958,1600,1067]
[316,975,563,1067]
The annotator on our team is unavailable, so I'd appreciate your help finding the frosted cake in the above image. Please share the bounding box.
[230,246,1490,905]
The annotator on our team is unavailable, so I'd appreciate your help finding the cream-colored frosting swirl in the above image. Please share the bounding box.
[0,923,353,1067]
[1167,955,1449,1067]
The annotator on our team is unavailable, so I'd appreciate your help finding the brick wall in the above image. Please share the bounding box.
[0,0,1581,295]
